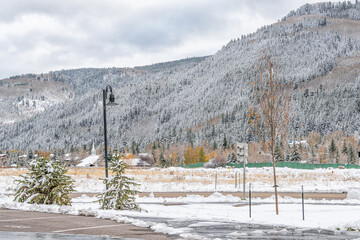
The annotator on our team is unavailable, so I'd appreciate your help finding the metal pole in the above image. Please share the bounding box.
[238,171,241,189]
[215,172,217,190]
[302,185,305,221]
[243,160,246,198]
[235,172,237,188]
[103,89,109,190]
[249,183,252,218]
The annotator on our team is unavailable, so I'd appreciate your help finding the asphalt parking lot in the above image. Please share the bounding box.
[0,208,170,240]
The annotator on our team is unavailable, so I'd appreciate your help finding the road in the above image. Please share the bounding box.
[0,193,353,240]
[69,191,347,200]
[0,208,170,240]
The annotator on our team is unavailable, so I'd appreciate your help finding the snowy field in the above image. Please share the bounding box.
[1,166,360,194]
[1,167,360,239]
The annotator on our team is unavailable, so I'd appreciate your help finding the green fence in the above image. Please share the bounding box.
[183,163,205,168]
[184,162,360,169]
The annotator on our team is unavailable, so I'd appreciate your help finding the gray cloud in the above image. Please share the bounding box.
[0,0,323,79]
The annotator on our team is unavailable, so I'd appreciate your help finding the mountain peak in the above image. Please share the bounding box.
[285,1,360,21]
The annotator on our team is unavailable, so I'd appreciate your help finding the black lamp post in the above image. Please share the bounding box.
[103,85,118,190]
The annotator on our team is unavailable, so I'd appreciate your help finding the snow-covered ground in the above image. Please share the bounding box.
[2,166,360,194]
[2,167,360,239]
[1,193,360,239]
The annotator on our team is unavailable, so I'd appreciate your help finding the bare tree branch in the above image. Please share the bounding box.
[248,54,292,215]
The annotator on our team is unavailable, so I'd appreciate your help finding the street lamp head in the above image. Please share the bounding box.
[107,93,118,106]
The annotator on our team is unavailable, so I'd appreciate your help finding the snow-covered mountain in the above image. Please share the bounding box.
[0,73,74,124]
[1,2,360,151]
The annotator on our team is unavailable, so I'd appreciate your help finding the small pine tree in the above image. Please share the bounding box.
[98,152,141,211]
[290,148,301,162]
[131,141,136,155]
[212,140,218,150]
[335,150,340,164]
[347,145,356,165]
[151,148,157,164]
[199,147,205,163]
[342,141,348,155]
[136,143,140,154]
[310,147,316,163]
[230,152,237,163]
[274,144,284,162]
[159,151,167,168]
[329,139,337,154]
[304,89,309,97]
[285,153,291,162]
[14,157,75,205]
[223,134,228,149]
[329,139,337,162]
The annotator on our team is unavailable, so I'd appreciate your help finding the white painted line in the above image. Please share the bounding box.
[53,224,121,233]
[0,216,77,222]
[2,224,31,229]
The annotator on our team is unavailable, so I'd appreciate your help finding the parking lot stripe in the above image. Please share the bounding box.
[53,224,122,233]
[0,216,77,222]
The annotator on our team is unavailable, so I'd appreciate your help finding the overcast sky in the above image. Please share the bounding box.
[0,0,325,79]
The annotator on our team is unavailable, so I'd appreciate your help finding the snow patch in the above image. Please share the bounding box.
[347,188,360,200]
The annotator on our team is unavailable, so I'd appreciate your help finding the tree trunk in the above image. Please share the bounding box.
[272,153,279,215]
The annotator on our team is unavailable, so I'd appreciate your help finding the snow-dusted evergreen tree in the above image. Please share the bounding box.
[274,144,284,162]
[199,147,206,163]
[98,151,141,211]
[342,141,348,155]
[227,152,237,163]
[159,151,167,168]
[329,139,337,155]
[335,150,340,164]
[290,148,301,162]
[347,145,356,165]
[328,139,337,162]
[212,140,218,150]
[14,157,75,205]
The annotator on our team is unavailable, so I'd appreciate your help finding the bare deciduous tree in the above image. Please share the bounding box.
[247,55,291,215]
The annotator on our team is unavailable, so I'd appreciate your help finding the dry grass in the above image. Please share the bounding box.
[0,168,28,176]
[1,167,359,188]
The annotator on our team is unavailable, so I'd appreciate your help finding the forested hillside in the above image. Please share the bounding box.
[1,2,360,152]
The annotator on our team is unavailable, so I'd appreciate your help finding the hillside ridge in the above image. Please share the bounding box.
[1,1,360,151]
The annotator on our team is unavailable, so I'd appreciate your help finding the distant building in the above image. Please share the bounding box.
[0,154,6,167]
[289,140,309,148]
[64,153,72,161]
[64,153,72,166]
[18,154,27,167]
[122,158,150,168]
[77,143,99,167]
